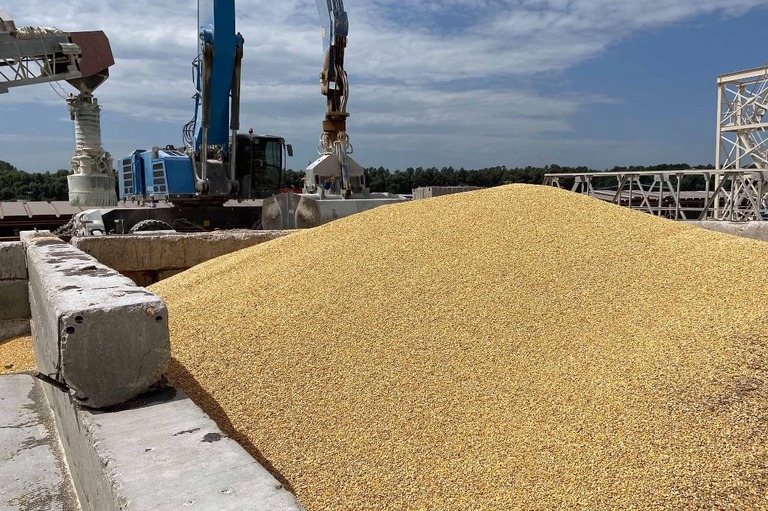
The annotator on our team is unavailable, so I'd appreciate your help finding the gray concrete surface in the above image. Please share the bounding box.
[689,220,768,242]
[0,374,79,511]
[0,242,26,280]
[0,242,30,342]
[72,229,290,274]
[0,319,31,341]
[0,280,30,321]
[25,235,169,408]
[42,377,302,511]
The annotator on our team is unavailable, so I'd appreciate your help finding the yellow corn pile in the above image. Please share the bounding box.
[152,184,767,510]
[0,335,35,374]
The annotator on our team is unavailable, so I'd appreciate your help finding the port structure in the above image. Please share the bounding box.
[0,14,81,93]
[543,169,767,221]
[717,66,768,170]
[544,65,768,222]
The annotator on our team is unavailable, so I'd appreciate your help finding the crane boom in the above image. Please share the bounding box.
[301,0,363,198]
[194,0,243,154]
[317,0,349,147]
[260,0,410,230]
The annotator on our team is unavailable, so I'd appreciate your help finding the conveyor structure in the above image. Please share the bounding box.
[0,8,117,207]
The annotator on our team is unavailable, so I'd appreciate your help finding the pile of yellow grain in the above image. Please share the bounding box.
[151,184,768,510]
[0,335,35,374]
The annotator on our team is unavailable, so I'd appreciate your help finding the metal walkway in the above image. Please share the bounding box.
[543,169,768,221]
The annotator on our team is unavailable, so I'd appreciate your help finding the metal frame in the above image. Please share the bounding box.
[543,66,768,222]
[0,29,82,93]
[717,66,768,170]
[543,169,768,221]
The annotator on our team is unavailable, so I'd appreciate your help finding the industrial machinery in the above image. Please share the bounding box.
[69,0,295,235]
[115,0,292,208]
[0,8,117,207]
[73,0,401,235]
[261,0,406,229]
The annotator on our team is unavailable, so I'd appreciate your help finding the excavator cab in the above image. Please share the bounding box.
[233,134,292,199]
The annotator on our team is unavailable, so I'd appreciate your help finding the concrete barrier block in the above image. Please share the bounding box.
[26,236,170,408]
[72,230,290,273]
[0,280,30,320]
[0,241,27,279]
[41,380,303,511]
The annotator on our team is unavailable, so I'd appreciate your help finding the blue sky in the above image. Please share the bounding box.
[1,0,767,173]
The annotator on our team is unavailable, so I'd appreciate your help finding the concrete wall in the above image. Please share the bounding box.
[0,241,30,341]
[688,221,768,242]
[17,230,303,509]
[25,233,170,408]
[1,230,290,338]
[72,229,290,286]
[39,373,303,511]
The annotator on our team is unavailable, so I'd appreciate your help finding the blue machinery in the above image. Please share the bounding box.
[116,0,379,229]
[117,0,291,205]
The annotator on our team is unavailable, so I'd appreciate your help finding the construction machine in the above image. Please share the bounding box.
[70,0,293,235]
[0,7,116,207]
[73,0,401,235]
[261,0,406,229]
[115,0,292,206]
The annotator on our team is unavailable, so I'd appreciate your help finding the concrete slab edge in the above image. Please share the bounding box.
[0,374,80,511]
[688,220,768,242]
[38,370,304,511]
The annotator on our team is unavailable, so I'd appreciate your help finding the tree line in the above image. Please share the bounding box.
[0,161,70,201]
[0,159,714,201]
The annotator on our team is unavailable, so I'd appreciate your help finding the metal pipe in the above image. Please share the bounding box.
[200,42,212,189]
[201,127,208,184]
[229,44,242,185]
[230,128,237,184]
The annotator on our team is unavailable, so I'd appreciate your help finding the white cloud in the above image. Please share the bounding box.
[1,0,766,172]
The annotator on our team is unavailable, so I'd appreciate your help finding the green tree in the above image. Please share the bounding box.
[0,160,70,201]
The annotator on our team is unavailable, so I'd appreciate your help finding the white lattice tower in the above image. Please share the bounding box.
[717,66,768,170]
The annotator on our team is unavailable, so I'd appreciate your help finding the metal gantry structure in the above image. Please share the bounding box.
[0,8,117,206]
[0,11,80,93]
[544,65,768,222]
[717,66,768,170]
[543,169,768,221]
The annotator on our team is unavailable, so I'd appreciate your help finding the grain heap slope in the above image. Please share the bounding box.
[151,184,768,511]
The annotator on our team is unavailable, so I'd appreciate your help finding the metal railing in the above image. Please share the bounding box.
[543,169,768,221]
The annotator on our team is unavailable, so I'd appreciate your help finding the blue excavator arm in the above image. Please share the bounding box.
[195,0,243,156]
[180,0,244,194]
[119,0,292,206]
